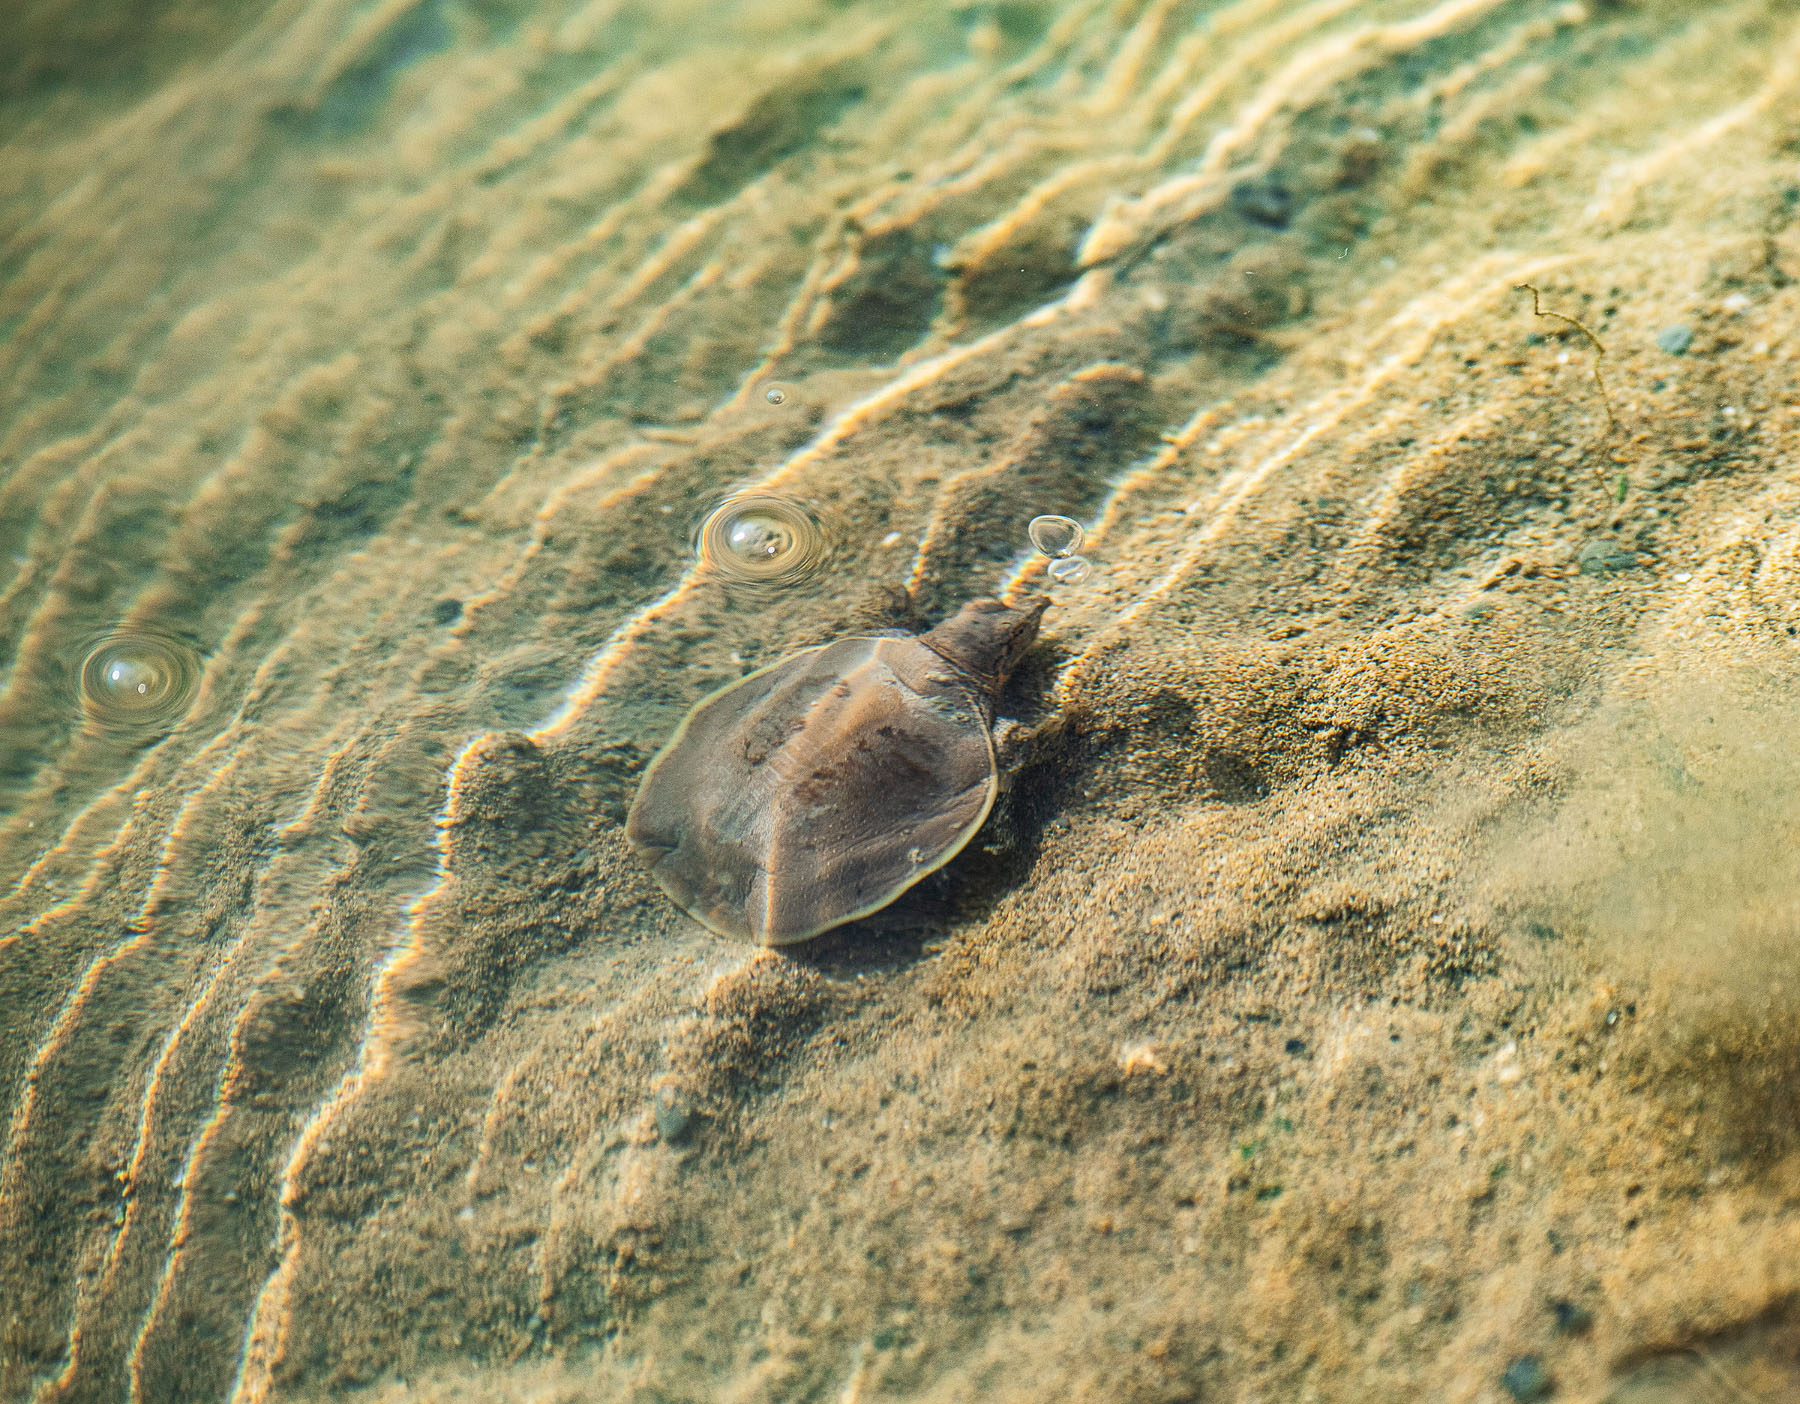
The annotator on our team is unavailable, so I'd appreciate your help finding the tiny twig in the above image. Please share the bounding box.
[1514,282,1620,445]
[1676,1345,1760,1404]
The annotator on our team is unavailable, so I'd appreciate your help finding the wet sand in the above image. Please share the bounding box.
[4,0,1800,1400]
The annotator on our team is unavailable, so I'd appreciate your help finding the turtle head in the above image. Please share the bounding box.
[920,596,1049,698]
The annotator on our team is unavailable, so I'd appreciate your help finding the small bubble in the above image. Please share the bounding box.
[763,382,791,406]
[1028,514,1084,558]
[74,628,202,738]
[1047,555,1092,586]
[697,493,829,587]
[727,514,791,560]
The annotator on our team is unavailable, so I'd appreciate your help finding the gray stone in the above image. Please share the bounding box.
[1654,324,1693,355]
[653,1085,695,1142]
[1577,539,1640,574]
[1502,1355,1553,1401]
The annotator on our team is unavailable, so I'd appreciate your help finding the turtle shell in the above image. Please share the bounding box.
[626,631,1003,945]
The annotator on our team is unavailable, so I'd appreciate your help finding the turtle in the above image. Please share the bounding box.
[625,595,1049,945]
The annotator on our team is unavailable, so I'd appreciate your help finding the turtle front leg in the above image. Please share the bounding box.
[992,717,1030,786]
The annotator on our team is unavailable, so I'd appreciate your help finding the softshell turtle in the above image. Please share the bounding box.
[626,596,1049,945]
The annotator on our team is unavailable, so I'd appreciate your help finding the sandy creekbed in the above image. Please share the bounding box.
[4,1,1800,1400]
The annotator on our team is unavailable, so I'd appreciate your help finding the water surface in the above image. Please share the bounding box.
[4,1,1800,1400]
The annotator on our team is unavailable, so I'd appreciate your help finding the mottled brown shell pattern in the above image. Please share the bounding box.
[627,635,994,944]
[626,597,1045,945]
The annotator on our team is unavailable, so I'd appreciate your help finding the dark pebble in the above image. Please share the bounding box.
[1577,539,1640,574]
[1230,175,1293,228]
[1502,1355,1554,1401]
[1655,324,1693,355]
[1549,1298,1593,1335]
[652,1084,694,1142]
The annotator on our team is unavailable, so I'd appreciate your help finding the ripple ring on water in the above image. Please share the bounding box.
[696,493,830,588]
[73,627,203,738]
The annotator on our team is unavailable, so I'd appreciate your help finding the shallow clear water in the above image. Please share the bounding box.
[4,1,1800,1400]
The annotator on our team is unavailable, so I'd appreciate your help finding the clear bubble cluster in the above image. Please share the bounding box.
[75,628,202,738]
[698,493,829,587]
[1027,513,1093,586]
[1027,514,1084,558]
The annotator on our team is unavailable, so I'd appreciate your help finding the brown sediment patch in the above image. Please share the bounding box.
[4,0,1800,1401]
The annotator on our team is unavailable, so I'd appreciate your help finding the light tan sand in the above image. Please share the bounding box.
[4,1,1800,1400]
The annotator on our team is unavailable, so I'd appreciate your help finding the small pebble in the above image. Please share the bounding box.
[1577,539,1639,575]
[1655,324,1693,356]
[1230,175,1293,228]
[652,1084,694,1142]
[1501,1355,1553,1401]
[1548,1299,1593,1336]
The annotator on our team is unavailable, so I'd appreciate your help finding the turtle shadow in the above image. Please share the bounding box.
[942,705,1092,913]
[785,909,941,976]
[780,854,986,976]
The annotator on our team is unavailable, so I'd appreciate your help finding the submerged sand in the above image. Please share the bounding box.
[4,0,1800,1400]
